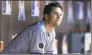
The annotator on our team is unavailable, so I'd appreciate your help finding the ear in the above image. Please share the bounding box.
[44,14,48,20]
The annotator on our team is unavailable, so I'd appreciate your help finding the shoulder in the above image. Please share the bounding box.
[28,21,46,33]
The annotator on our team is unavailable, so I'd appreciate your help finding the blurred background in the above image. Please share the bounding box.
[0,0,91,54]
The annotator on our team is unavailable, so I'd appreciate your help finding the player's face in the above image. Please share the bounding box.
[48,7,63,27]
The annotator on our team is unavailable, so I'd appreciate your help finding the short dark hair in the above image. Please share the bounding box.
[43,2,63,15]
[43,2,63,21]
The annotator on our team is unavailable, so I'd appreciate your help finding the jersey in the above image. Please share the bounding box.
[1,20,57,54]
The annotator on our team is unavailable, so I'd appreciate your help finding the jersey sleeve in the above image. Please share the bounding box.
[29,30,46,54]
[1,30,30,54]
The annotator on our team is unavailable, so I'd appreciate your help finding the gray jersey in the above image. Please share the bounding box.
[1,21,57,54]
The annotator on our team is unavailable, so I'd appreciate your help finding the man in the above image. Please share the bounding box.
[1,2,63,54]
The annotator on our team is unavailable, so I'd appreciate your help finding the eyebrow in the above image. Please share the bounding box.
[51,11,63,14]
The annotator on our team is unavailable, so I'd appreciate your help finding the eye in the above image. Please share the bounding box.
[60,13,62,16]
[52,12,57,15]
[60,13,63,16]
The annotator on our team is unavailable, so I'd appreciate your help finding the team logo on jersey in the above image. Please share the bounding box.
[39,43,44,48]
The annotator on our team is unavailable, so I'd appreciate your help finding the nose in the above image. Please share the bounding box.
[57,15,61,19]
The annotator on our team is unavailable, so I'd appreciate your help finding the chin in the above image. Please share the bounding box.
[56,21,61,25]
[57,22,61,25]
[54,23,61,27]
[57,23,61,26]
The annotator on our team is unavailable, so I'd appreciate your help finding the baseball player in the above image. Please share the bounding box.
[1,2,63,54]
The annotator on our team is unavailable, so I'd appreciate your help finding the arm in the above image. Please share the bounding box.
[1,30,30,54]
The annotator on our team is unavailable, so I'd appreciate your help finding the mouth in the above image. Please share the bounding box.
[56,20,60,22]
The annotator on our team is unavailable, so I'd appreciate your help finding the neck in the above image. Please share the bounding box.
[45,23,55,33]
